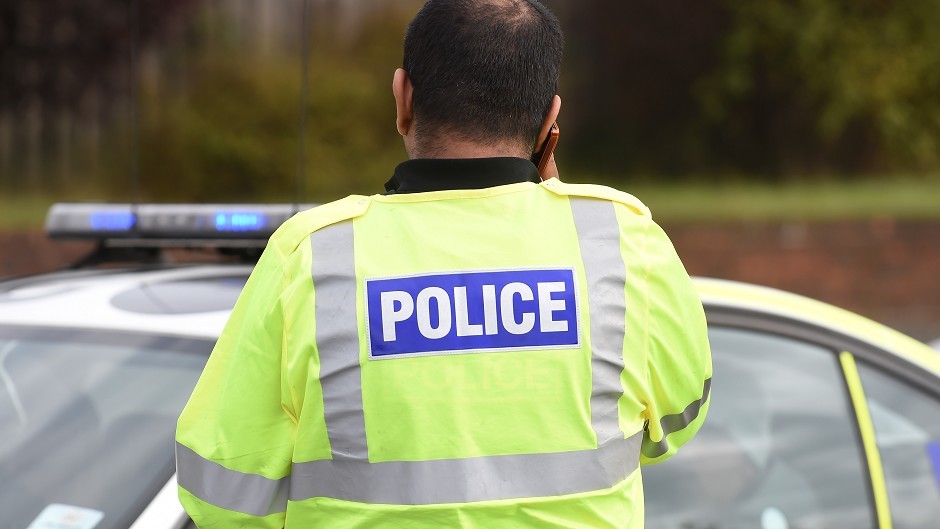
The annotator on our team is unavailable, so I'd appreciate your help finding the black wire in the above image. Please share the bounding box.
[294,0,312,212]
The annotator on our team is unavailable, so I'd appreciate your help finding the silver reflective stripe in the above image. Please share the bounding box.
[642,378,712,459]
[176,442,289,517]
[569,198,628,446]
[290,431,642,505]
[311,221,368,461]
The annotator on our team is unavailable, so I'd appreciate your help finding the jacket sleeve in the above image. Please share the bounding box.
[176,242,297,527]
[639,221,712,465]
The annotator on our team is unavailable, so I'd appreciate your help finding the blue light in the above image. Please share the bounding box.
[215,212,267,232]
[90,211,136,231]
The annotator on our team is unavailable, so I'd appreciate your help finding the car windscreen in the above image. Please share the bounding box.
[0,326,212,529]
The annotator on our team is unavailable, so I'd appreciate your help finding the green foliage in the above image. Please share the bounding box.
[118,6,415,203]
[135,57,299,201]
[703,0,940,171]
[5,0,940,200]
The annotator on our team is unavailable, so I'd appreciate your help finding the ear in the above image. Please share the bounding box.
[393,68,415,137]
[534,95,562,151]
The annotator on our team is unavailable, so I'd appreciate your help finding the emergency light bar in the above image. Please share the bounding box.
[45,203,317,244]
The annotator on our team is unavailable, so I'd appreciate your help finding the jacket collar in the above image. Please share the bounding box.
[384,157,541,194]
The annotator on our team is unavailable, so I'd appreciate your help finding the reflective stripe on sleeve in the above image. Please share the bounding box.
[641,378,712,459]
[311,221,369,462]
[176,442,289,517]
[570,198,628,446]
[290,431,643,505]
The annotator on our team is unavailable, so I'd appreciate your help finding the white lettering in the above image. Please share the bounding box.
[381,291,414,342]
[538,282,568,333]
[417,287,452,339]
[454,286,483,337]
[500,282,535,335]
[482,284,498,335]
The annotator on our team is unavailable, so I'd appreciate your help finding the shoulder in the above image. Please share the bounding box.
[540,179,651,219]
[268,195,371,257]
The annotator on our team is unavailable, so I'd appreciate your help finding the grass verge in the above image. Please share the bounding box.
[0,195,57,231]
[1,177,938,229]
[609,178,940,222]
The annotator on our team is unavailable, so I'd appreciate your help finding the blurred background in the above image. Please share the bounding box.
[0,0,938,340]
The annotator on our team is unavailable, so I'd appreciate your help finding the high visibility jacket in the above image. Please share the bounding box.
[176,178,712,528]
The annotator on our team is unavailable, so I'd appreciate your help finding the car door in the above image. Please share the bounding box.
[852,348,940,529]
[643,308,881,528]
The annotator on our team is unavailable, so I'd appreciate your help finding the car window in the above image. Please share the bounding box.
[857,361,940,529]
[0,327,211,529]
[643,326,875,529]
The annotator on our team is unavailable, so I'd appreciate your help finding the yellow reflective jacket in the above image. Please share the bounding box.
[176,179,712,528]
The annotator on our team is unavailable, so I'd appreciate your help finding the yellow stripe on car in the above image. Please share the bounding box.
[840,352,893,529]
[695,278,940,375]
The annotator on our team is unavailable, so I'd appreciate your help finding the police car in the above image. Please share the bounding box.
[0,204,938,529]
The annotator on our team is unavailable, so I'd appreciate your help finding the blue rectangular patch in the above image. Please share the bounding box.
[365,268,580,359]
[928,442,940,491]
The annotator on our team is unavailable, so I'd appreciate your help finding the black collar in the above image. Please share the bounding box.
[384,157,541,194]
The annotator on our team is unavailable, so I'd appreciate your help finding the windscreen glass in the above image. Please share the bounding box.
[0,326,211,529]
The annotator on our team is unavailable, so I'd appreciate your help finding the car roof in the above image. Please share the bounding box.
[0,265,252,340]
[695,277,940,376]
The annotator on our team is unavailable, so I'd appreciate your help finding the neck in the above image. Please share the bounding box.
[412,137,530,160]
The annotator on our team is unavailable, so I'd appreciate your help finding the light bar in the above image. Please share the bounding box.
[45,203,318,242]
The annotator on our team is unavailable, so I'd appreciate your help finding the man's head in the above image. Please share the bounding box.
[394,0,563,159]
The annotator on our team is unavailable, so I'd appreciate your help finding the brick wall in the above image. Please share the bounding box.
[0,232,93,277]
[663,219,940,342]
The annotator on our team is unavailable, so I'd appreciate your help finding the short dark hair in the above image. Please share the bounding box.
[403,0,563,152]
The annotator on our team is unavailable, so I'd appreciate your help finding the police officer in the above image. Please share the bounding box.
[176,1,711,527]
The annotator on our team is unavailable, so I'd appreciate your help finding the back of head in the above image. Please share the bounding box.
[404,0,563,156]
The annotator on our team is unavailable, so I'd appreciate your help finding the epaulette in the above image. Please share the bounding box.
[270,195,372,255]
[540,179,651,218]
